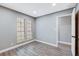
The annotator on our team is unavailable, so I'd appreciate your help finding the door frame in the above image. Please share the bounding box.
[56,13,72,47]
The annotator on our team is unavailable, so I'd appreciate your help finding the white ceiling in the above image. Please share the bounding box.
[0,3,76,17]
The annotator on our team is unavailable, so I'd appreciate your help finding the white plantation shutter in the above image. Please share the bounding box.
[17,17,25,43]
[17,17,32,43]
[25,20,32,40]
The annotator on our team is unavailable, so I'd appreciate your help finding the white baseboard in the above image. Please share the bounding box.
[35,40,58,47]
[58,41,71,45]
[1,39,70,54]
[0,40,35,53]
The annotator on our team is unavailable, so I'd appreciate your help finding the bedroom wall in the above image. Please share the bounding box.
[36,8,73,46]
[0,6,35,50]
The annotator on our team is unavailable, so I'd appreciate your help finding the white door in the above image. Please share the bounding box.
[71,8,76,56]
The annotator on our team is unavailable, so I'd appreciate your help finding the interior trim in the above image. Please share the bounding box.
[58,41,71,45]
[35,40,58,47]
[0,5,35,18]
[0,40,35,54]
[36,8,74,18]
[56,13,72,47]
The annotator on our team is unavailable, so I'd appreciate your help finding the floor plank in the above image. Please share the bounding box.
[0,41,72,56]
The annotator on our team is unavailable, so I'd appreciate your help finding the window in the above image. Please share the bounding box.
[16,17,32,43]
[17,17,25,43]
[26,20,32,40]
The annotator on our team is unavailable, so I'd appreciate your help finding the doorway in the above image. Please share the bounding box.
[57,14,72,45]
[56,8,76,56]
[56,14,72,55]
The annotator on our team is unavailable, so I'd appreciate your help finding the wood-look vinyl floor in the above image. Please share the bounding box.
[0,41,72,56]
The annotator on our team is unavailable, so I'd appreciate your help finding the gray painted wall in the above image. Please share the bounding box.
[58,16,71,43]
[36,9,73,45]
[0,6,35,50]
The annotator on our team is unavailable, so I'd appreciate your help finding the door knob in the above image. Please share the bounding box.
[72,36,76,38]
